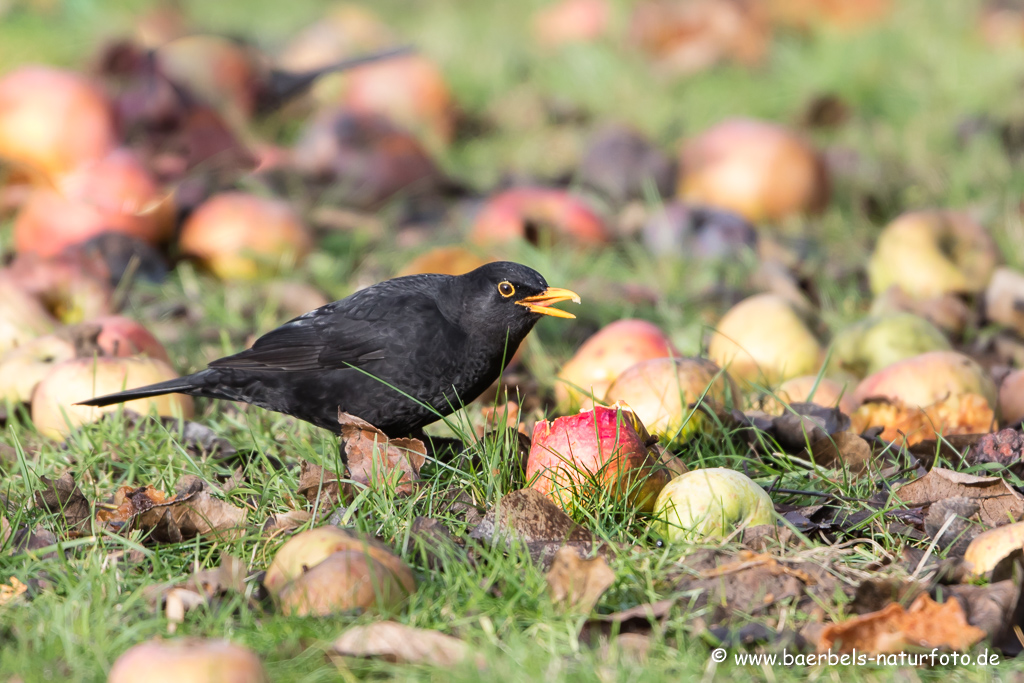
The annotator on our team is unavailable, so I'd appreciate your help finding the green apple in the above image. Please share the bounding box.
[830,312,950,378]
[654,467,775,541]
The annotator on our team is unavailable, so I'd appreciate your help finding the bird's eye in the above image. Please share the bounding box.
[498,281,515,298]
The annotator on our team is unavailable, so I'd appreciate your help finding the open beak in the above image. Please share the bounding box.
[516,287,581,319]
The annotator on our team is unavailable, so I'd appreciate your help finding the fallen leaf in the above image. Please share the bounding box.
[332,621,482,668]
[923,496,983,558]
[142,554,249,633]
[262,510,313,536]
[137,478,247,542]
[945,580,1023,645]
[546,546,615,613]
[339,411,426,496]
[971,429,1024,478]
[296,460,346,510]
[582,599,676,643]
[0,576,27,606]
[35,472,91,533]
[806,431,872,471]
[469,489,596,567]
[818,593,986,654]
[893,467,1024,527]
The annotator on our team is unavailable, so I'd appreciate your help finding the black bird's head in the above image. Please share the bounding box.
[442,261,580,342]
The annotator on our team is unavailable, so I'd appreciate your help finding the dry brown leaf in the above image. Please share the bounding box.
[35,472,91,533]
[807,430,872,471]
[469,489,596,567]
[296,460,345,510]
[945,580,1022,643]
[332,621,483,668]
[142,555,249,633]
[339,411,426,495]
[546,547,616,613]
[262,510,313,536]
[893,467,1024,527]
[136,479,247,542]
[96,485,171,526]
[818,593,986,654]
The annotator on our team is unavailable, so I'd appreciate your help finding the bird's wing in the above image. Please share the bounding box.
[208,280,446,373]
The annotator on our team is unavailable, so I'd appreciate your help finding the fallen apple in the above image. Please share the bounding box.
[765,0,891,31]
[397,246,491,277]
[851,350,997,409]
[678,118,829,223]
[31,355,194,440]
[0,277,56,356]
[264,525,416,597]
[277,5,394,73]
[653,467,775,541]
[603,356,738,443]
[89,315,172,363]
[708,293,824,386]
[869,285,972,337]
[108,639,267,683]
[278,549,414,616]
[0,66,117,180]
[526,403,668,512]
[578,124,677,206]
[628,0,770,75]
[984,266,1024,337]
[868,210,999,299]
[179,192,312,280]
[155,34,260,123]
[13,148,174,257]
[334,54,454,150]
[963,521,1024,579]
[2,252,113,323]
[851,393,995,446]
[765,375,856,415]
[533,0,611,47]
[830,312,950,379]
[1000,369,1024,427]
[556,319,678,411]
[469,187,612,247]
[0,334,76,404]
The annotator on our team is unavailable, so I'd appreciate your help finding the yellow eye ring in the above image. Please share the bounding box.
[498,281,515,298]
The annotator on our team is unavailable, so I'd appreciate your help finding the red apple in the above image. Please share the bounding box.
[0,66,117,181]
[708,293,823,386]
[13,148,175,257]
[88,315,171,363]
[999,369,1024,427]
[155,35,260,123]
[2,252,113,323]
[179,192,312,280]
[603,356,738,443]
[335,54,454,150]
[556,319,678,411]
[678,118,829,223]
[32,355,194,440]
[109,639,267,683]
[470,188,612,247]
[527,403,668,511]
[533,0,611,47]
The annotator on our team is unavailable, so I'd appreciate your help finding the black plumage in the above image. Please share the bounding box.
[76,262,579,436]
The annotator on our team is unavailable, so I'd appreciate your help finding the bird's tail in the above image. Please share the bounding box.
[74,376,198,408]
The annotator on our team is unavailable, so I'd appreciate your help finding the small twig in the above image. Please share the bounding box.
[910,512,958,580]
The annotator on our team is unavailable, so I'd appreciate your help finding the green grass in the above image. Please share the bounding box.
[3,0,1024,680]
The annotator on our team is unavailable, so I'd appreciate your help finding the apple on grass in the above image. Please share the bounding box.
[526,403,668,513]
[109,639,267,683]
[556,319,678,412]
[31,355,194,441]
[470,187,612,248]
[653,468,775,542]
[829,312,950,379]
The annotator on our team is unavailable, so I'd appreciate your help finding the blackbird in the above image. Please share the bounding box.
[76,262,579,436]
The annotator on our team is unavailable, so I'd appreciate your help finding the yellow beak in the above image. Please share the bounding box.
[516,287,581,319]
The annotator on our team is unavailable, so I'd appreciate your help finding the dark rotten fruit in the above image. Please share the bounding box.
[76,263,580,436]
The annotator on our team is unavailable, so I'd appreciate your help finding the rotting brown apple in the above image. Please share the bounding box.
[984,266,1024,337]
[179,192,312,280]
[603,356,738,443]
[13,148,175,257]
[31,355,194,440]
[708,293,824,386]
[0,66,117,181]
[829,312,951,379]
[527,403,668,512]
[2,252,114,324]
[264,525,416,597]
[108,639,268,683]
[677,118,829,223]
[533,0,611,47]
[868,210,999,299]
[470,187,612,247]
[278,549,414,617]
[556,318,678,411]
